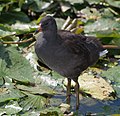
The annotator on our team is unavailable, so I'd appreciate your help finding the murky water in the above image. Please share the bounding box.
[38,74,120,115]
[51,90,120,115]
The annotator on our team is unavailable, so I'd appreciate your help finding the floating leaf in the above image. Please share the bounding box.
[40,107,64,116]
[106,0,120,8]
[111,37,120,46]
[66,0,84,4]
[6,47,34,83]
[60,2,71,12]
[81,7,101,20]
[20,93,46,111]
[0,88,25,103]
[11,22,38,35]
[85,0,101,5]
[0,45,35,83]
[84,18,120,37]
[0,11,30,24]
[0,101,22,115]
[55,18,65,29]
[0,59,7,78]
[16,84,55,96]
[60,103,70,114]
[5,101,22,114]
[101,65,120,97]
[64,72,115,100]
[0,77,5,86]
[0,29,15,38]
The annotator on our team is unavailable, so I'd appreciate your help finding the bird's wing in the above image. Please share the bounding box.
[58,30,103,51]
[58,30,104,65]
[58,30,89,52]
[58,30,91,64]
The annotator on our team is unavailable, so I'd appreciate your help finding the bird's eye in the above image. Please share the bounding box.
[42,22,49,26]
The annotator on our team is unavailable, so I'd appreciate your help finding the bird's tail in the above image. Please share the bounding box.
[99,49,108,57]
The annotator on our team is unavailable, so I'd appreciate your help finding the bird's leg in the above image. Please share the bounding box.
[66,78,71,105]
[74,81,80,110]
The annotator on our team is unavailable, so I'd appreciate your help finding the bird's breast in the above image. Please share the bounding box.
[35,39,76,74]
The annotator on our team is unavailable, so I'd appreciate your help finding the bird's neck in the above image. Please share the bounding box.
[43,30,57,42]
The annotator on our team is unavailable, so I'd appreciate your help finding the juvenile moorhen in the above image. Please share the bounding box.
[35,16,107,110]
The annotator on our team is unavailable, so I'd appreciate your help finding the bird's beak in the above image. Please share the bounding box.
[34,24,42,35]
[38,23,42,32]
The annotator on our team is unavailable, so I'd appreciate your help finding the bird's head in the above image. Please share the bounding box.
[38,16,57,32]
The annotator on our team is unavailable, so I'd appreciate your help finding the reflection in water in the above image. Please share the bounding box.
[51,90,120,115]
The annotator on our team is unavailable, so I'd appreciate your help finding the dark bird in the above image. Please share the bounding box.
[35,16,107,110]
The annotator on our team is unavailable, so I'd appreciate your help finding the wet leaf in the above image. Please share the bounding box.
[55,18,65,29]
[0,77,5,86]
[18,0,25,8]
[5,101,22,114]
[0,29,15,38]
[20,93,46,111]
[85,0,101,5]
[60,2,71,12]
[11,22,38,35]
[111,37,120,46]
[40,107,64,116]
[84,18,120,37]
[0,46,35,83]
[0,11,30,24]
[81,7,101,20]
[0,88,25,103]
[0,0,120,115]
[0,44,35,86]
[60,103,70,114]
[0,59,7,78]
[106,0,120,8]
[64,72,115,100]
[16,84,55,96]
[101,65,120,97]
[0,101,22,115]
[66,0,84,4]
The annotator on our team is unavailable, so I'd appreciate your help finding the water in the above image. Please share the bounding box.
[51,90,120,115]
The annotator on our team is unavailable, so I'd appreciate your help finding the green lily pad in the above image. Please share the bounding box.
[0,45,35,83]
[40,107,64,116]
[64,71,115,100]
[20,93,47,111]
[0,101,22,115]
[0,11,30,24]
[84,18,120,37]
[0,88,25,103]
[66,0,84,4]
[16,84,55,96]
[106,0,120,8]
[5,101,22,114]
[101,65,120,97]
